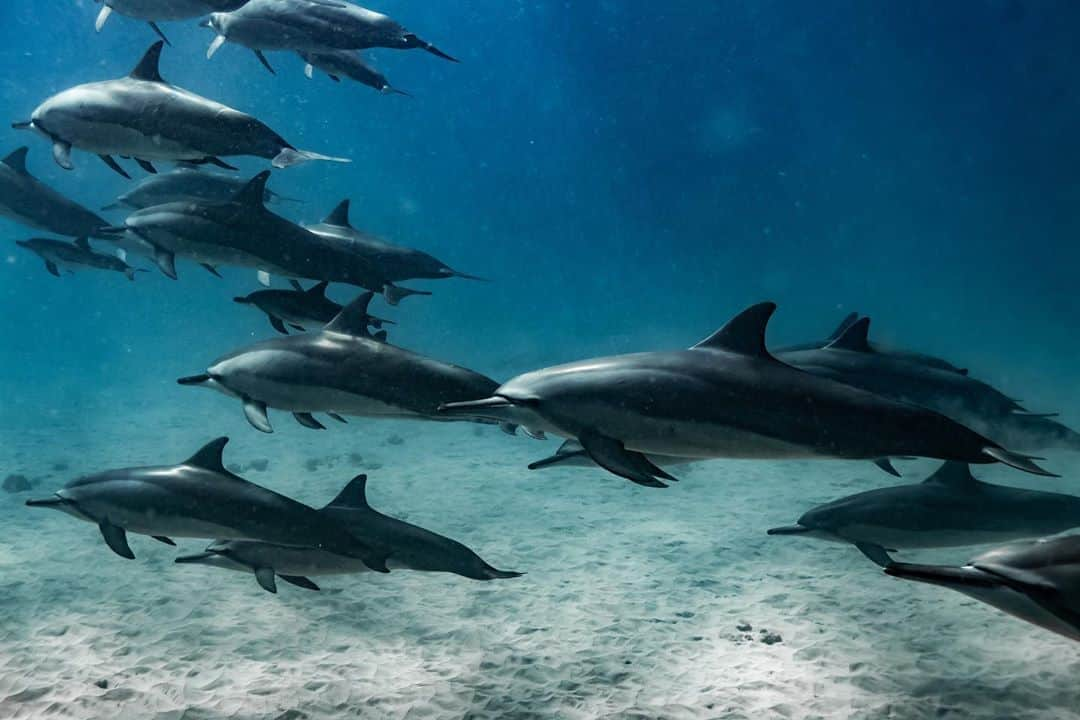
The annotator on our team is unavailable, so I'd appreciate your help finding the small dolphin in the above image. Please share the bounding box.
[107,172,427,304]
[306,199,484,285]
[776,312,969,375]
[234,279,392,335]
[179,292,506,433]
[885,535,1080,642]
[205,0,458,68]
[0,147,111,238]
[25,437,390,571]
[93,1,250,45]
[175,473,522,593]
[768,462,1080,566]
[104,166,297,211]
[439,302,1054,487]
[16,237,144,281]
[14,42,348,177]
[298,50,407,94]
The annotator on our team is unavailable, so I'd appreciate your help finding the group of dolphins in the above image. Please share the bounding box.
[7,1,1080,647]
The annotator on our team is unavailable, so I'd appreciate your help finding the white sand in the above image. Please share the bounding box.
[3,405,1080,719]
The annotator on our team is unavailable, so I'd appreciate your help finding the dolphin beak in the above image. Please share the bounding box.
[26,495,65,508]
[884,563,998,589]
[438,396,515,416]
[447,269,488,281]
[766,525,810,536]
[233,297,250,304]
[177,374,211,386]
[175,551,217,564]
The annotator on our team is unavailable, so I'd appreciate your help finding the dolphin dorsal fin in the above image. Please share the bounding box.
[130,41,166,82]
[825,316,872,352]
[924,461,979,487]
[307,280,329,297]
[692,301,777,357]
[74,237,91,251]
[323,199,352,228]
[231,171,270,207]
[2,146,29,174]
[183,437,230,474]
[324,474,370,510]
[324,291,375,336]
[826,312,859,342]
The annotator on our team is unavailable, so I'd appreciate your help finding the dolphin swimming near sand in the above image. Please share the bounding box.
[92,1,250,45]
[178,292,507,433]
[175,473,522,593]
[25,437,390,571]
[234,279,392,335]
[14,42,348,178]
[306,199,484,285]
[204,0,458,72]
[298,50,407,94]
[0,147,111,238]
[107,172,428,304]
[439,302,1054,487]
[885,535,1080,642]
[104,166,296,211]
[768,462,1080,566]
[16,237,145,280]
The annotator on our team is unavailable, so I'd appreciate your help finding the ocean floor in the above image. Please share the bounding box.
[3,401,1080,719]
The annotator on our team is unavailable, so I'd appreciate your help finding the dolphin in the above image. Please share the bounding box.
[106,171,428,304]
[16,237,145,281]
[768,462,1080,566]
[884,535,1080,642]
[305,199,485,284]
[0,146,111,238]
[13,42,348,178]
[234,279,392,335]
[438,302,1054,487]
[775,312,969,375]
[175,473,523,593]
[104,166,297,211]
[778,317,1080,451]
[25,437,390,571]
[178,292,508,433]
[298,50,408,94]
[204,0,458,68]
[92,1,251,45]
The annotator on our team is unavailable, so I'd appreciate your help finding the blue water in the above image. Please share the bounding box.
[2,2,1080,717]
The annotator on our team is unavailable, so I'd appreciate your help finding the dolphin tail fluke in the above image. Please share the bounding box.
[884,562,997,590]
[271,148,351,168]
[383,284,431,306]
[982,447,1058,477]
[578,431,676,488]
[147,21,172,46]
[765,525,810,536]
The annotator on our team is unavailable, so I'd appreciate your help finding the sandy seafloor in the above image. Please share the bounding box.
[3,398,1080,720]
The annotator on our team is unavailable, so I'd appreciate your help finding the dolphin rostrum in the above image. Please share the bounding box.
[16,237,145,281]
[768,462,1080,566]
[14,42,349,178]
[92,1,251,45]
[234,279,392,335]
[438,302,1054,487]
[298,50,408,94]
[885,535,1080,642]
[178,292,508,433]
[0,146,111,238]
[25,437,390,571]
[204,0,459,68]
[104,166,297,211]
[175,473,523,593]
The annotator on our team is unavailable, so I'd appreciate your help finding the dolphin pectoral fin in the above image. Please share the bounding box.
[253,49,276,75]
[52,141,74,170]
[293,412,326,430]
[872,458,902,477]
[152,536,176,546]
[135,158,157,174]
[207,34,227,60]
[269,316,289,335]
[254,568,277,593]
[528,449,589,470]
[257,270,272,287]
[372,329,387,342]
[279,575,320,591]
[982,447,1058,477]
[288,279,304,291]
[199,263,222,278]
[289,324,305,332]
[854,542,893,568]
[382,284,432,306]
[271,148,351,168]
[153,246,177,279]
[98,154,131,179]
[327,412,348,424]
[577,432,676,488]
[99,521,135,559]
[304,63,314,79]
[243,399,273,433]
[95,5,112,31]
[499,422,518,436]
[44,261,61,277]
[197,156,237,171]
[147,22,171,47]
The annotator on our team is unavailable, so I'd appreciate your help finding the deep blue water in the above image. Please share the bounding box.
[1,1,1078,427]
